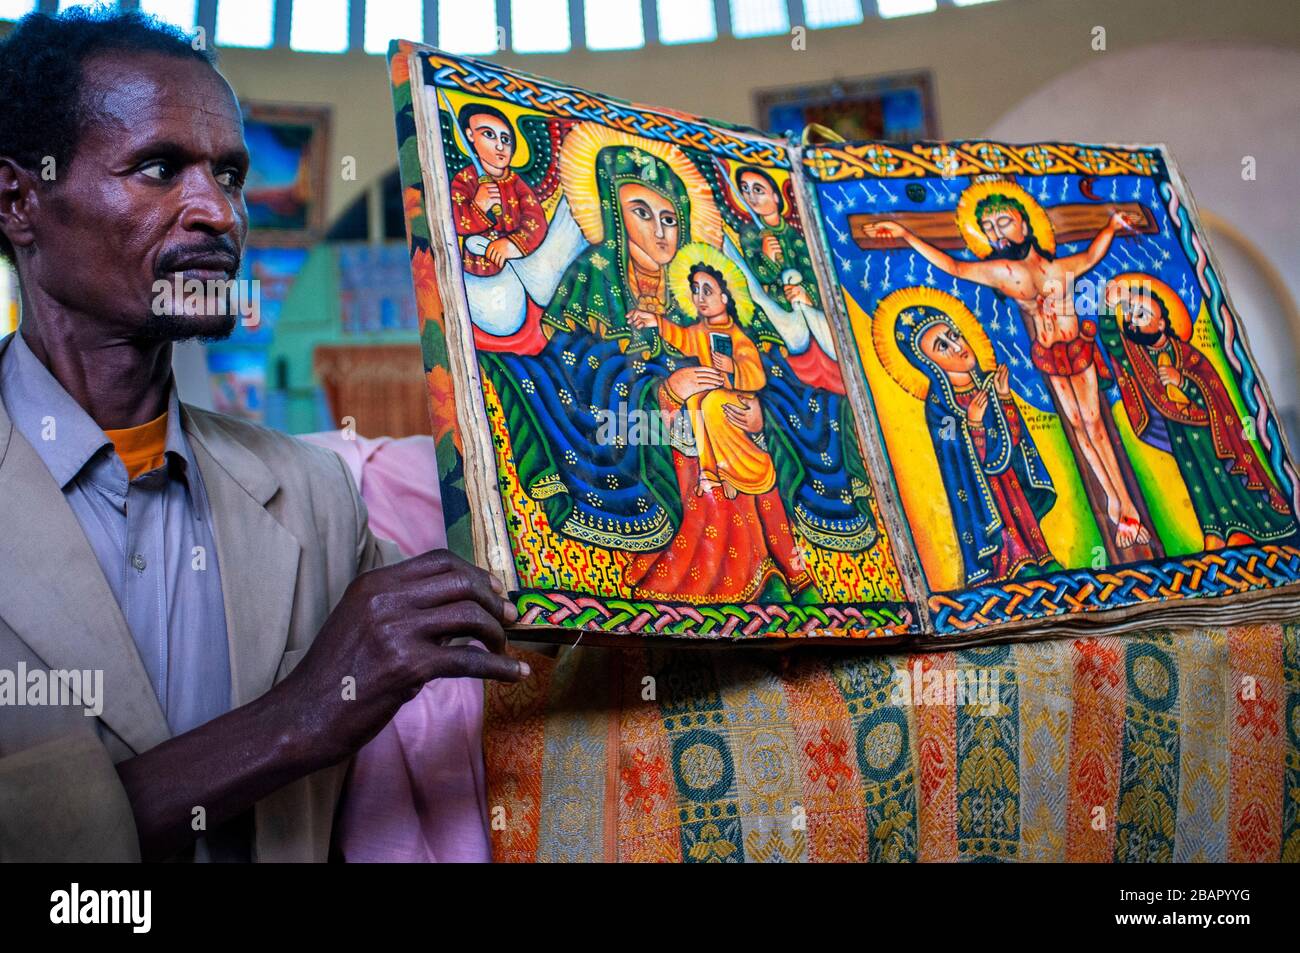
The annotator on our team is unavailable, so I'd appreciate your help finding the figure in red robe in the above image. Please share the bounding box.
[449,103,547,277]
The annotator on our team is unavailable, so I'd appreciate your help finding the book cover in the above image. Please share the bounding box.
[801,139,1300,641]
[389,43,917,644]
[389,42,1300,645]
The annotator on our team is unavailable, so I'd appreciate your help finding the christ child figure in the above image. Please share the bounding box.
[629,259,775,500]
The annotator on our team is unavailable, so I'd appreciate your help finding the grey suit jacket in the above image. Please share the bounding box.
[0,337,402,861]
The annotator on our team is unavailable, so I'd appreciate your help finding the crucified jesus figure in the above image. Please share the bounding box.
[871,200,1149,551]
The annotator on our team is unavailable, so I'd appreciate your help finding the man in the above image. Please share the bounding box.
[0,10,527,862]
[449,102,547,276]
[1099,279,1295,548]
[872,187,1151,552]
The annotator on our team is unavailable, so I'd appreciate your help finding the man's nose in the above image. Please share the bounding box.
[178,168,241,235]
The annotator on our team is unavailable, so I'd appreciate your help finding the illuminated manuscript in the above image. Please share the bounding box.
[390,43,1300,644]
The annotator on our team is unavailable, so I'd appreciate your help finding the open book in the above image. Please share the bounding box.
[388,41,1300,647]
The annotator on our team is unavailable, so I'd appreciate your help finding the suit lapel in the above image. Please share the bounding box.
[181,408,301,708]
[0,393,171,754]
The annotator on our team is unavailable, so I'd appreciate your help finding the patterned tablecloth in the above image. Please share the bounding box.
[484,624,1300,862]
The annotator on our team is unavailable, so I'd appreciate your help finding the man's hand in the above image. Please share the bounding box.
[665,366,726,401]
[761,233,783,263]
[1110,209,1137,233]
[115,549,527,862]
[627,309,659,330]
[284,549,525,764]
[485,237,522,268]
[474,181,501,214]
[712,352,735,375]
[1158,365,1183,389]
[723,396,763,433]
[784,283,813,308]
[870,220,907,240]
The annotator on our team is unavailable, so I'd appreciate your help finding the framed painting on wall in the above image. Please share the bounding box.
[755,72,938,143]
[241,102,331,245]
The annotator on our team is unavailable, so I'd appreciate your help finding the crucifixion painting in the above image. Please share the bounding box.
[857,176,1163,564]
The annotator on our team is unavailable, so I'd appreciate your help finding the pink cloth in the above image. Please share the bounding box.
[300,431,491,863]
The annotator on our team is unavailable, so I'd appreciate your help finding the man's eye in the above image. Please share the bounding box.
[139,160,175,181]
[215,169,243,188]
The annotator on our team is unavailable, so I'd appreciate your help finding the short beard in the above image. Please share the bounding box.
[1124,324,1167,348]
[138,309,238,344]
[984,237,1035,261]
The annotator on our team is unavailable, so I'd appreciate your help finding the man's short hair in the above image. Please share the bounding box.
[0,8,217,262]
[457,102,514,136]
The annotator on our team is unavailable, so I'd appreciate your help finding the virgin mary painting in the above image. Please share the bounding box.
[479,126,723,554]
[478,124,823,603]
[873,288,1059,587]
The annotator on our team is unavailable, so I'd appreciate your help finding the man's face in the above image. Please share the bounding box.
[690,271,727,320]
[980,206,1028,252]
[618,182,678,266]
[920,320,976,374]
[466,114,514,176]
[22,51,248,341]
[738,172,780,219]
[1122,292,1170,347]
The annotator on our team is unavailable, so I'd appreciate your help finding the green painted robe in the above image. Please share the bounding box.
[1099,311,1295,543]
[737,216,821,312]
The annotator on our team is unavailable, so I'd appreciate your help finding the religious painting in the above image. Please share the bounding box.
[391,41,1300,643]
[393,47,914,643]
[756,72,937,143]
[241,102,330,245]
[338,242,420,335]
[206,347,267,423]
[802,141,1300,635]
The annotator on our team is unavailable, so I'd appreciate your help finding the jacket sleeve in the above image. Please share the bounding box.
[0,731,141,861]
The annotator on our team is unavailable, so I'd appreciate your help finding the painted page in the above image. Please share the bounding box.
[389,43,917,643]
[802,140,1300,638]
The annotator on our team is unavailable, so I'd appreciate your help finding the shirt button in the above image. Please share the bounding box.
[132,553,147,572]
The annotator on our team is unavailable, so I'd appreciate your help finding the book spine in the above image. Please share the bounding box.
[786,141,934,638]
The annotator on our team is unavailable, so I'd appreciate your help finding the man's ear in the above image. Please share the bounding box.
[0,157,39,257]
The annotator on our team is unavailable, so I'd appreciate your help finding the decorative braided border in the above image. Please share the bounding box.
[803,140,1161,182]
[930,545,1300,633]
[421,53,789,168]
[516,591,913,640]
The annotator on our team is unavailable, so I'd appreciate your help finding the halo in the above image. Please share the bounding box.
[558,122,722,248]
[667,243,755,323]
[1107,272,1194,341]
[954,177,1055,258]
[872,287,995,400]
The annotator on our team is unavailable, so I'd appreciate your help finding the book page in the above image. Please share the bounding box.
[391,45,918,643]
[801,140,1300,638]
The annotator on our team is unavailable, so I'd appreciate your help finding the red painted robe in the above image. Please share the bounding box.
[625,386,810,603]
[449,166,547,276]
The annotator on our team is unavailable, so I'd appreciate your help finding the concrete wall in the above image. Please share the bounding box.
[203,0,1300,222]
